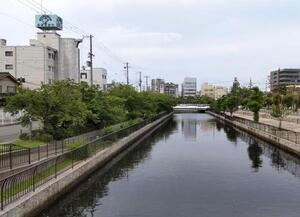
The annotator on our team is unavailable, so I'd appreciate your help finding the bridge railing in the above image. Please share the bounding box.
[0,112,168,210]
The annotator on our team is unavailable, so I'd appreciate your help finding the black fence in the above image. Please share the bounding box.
[0,133,100,171]
[221,113,300,144]
[0,113,168,210]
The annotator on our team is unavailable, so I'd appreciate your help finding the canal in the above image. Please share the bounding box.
[41,113,300,217]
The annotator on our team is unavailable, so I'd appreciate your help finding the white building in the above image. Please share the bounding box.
[0,32,81,89]
[151,79,165,93]
[182,77,197,97]
[80,67,107,90]
[201,83,227,100]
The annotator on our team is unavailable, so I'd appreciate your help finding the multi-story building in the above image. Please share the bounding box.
[200,83,215,98]
[164,82,179,97]
[270,68,300,91]
[151,79,165,93]
[201,83,227,100]
[80,67,108,90]
[0,32,81,89]
[182,77,197,97]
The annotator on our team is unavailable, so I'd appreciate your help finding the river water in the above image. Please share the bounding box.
[41,113,300,217]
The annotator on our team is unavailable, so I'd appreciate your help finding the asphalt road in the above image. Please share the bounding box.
[0,122,40,144]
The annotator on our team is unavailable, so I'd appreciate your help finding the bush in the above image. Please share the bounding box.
[19,133,30,140]
[103,126,113,135]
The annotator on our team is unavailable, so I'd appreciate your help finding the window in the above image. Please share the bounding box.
[48,66,51,71]
[5,51,13,56]
[81,73,87,79]
[5,64,13,70]
[0,86,2,93]
[7,86,16,93]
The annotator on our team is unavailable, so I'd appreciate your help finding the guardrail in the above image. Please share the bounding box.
[0,112,168,210]
[220,113,300,144]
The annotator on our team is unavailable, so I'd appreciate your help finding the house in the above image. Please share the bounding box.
[0,72,20,103]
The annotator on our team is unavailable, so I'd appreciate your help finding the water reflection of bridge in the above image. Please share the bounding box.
[173,104,210,113]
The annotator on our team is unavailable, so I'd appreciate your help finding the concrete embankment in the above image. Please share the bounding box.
[208,111,300,157]
[0,113,173,217]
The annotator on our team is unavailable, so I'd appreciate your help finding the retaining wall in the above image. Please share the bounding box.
[208,111,300,157]
[0,113,173,217]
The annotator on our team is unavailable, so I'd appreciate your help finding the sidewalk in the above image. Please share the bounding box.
[232,112,300,133]
[0,122,40,144]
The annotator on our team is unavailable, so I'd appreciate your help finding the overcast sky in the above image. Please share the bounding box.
[2,0,300,89]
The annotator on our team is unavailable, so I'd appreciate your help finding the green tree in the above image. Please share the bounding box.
[270,92,288,129]
[226,95,239,115]
[247,87,264,122]
[6,80,89,139]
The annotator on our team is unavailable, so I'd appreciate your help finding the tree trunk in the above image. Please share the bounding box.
[254,111,259,122]
[279,118,282,129]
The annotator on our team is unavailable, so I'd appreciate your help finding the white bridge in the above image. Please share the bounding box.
[173,104,210,113]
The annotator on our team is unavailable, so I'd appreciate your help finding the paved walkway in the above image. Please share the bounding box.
[232,112,300,133]
[0,122,40,144]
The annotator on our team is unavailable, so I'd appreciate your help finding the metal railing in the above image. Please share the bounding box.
[0,141,68,171]
[0,113,168,210]
[221,113,300,144]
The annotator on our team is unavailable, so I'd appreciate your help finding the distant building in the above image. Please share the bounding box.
[151,79,165,93]
[201,83,227,100]
[0,32,82,89]
[80,67,107,90]
[200,83,227,99]
[182,77,197,97]
[200,83,215,98]
[214,86,227,99]
[105,80,121,91]
[270,68,300,91]
[164,82,179,97]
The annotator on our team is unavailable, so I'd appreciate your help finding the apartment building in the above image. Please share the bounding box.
[0,32,81,89]
[182,77,197,97]
[80,67,108,90]
[151,79,165,93]
[201,83,227,100]
[164,82,179,97]
[270,68,300,91]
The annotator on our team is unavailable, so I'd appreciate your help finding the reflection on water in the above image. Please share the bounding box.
[41,114,300,217]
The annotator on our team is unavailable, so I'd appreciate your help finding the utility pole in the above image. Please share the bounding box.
[89,35,94,85]
[145,76,150,91]
[124,62,129,85]
[139,72,142,92]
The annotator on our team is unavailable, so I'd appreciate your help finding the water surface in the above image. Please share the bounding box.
[41,114,300,217]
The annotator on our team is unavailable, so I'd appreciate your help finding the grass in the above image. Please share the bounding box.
[13,139,44,148]
[67,139,86,150]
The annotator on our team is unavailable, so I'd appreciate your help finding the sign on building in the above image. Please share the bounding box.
[35,15,63,30]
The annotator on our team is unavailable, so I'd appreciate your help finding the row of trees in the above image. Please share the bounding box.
[211,78,299,126]
[5,80,177,140]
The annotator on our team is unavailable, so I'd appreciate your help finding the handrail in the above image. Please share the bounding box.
[0,112,169,209]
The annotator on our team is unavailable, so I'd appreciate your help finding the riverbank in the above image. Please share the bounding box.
[0,113,173,217]
[208,111,300,157]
